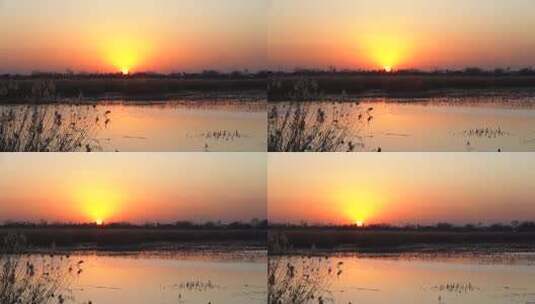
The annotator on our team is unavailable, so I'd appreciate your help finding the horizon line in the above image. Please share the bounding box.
[2,66,535,76]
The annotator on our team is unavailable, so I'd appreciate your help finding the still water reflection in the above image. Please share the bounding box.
[276,252,535,304]
[69,250,266,304]
[272,96,535,151]
[1,100,266,151]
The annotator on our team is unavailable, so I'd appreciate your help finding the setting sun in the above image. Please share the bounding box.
[73,184,123,224]
[338,190,383,225]
[359,33,412,71]
[102,36,150,75]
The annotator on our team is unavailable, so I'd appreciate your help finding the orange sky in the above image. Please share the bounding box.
[268,153,535,225]
[2,1,534,73]
[0,0,267,74]
[0,153,266,224]
[268,0,535,70]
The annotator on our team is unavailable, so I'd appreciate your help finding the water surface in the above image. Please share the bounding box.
[273,96,535,151]
[277,252,535,304]
[69,250,266,304]
[1,99,267,151]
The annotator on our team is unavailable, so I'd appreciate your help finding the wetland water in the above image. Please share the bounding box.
[271,95,535,151]
[56,250,266,304]
[275,252,535,304]
[1,99,266,152]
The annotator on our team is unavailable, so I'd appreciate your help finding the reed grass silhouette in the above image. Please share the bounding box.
[0,233,86,304]
[268,102,372,152]
[268,232,343,304]
[0,105,109,152]
[268,77,373,152]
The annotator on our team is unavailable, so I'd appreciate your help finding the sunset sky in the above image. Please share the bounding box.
[0,0,267,74]
[269,153,535,226]
[2,1,534,74]
[0,153,266,224]
[268,0,535,71]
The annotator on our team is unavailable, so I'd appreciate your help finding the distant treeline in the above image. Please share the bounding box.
[269,221,535,252]
[1,70,271,80]
[268,68,535,101]
[270,221,535,232]
[271,66,535,77]
[0,72,267,103]
[3,66,535,79]
[1,219,268,230]
[0,219,268,249]
[3,67,535,102]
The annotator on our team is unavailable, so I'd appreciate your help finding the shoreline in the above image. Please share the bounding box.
[271,243,535,256]
[20,243,268,255]
[0,228,267,251]
[269,230,535,253]
[0,90,266,105]
[268,87,535,102]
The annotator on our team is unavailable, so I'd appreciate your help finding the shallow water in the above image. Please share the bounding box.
[276,253,535,304]
[65,250,266,304]
[1,100,267,152]
[273,96,535,151]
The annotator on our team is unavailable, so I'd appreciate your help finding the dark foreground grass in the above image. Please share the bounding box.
[0,228,266,250]
[269,75,535,100]
[270,229,535,253]
[0,78,266,103]
[0,233,84,304]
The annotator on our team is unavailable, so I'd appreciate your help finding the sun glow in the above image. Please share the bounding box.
[102,36,151,74]
[74,185,123,224]
[363,34,410,71]
[337,190,384,225]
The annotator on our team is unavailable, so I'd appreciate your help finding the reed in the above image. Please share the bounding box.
[268,102,372,152]
[0,105,109,152]
[0,233,86,304]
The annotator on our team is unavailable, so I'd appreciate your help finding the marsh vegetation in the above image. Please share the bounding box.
[269,95,535,152]
[269,228,535,304]
[273,252,535,304]
[269,221,535,253]
[268,71,535,100]
[0,74,265,103]
[0,99,266,152]
[0,233,86,304]
[0,220,267,250]
[268,78,374,152]
[0,105,109,152]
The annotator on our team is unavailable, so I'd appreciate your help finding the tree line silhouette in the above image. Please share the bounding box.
[0,219,268,230]
[270,221,535,232]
